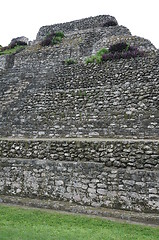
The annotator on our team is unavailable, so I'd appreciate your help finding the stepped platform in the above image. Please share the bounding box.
[0,15,159,224]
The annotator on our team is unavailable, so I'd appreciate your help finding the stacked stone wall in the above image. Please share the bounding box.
[0,138,159,213]
[0,53,158,138]
[36,15,118,41]
[0,15,159,219]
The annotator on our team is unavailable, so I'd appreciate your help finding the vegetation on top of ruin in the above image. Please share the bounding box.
[0,40,27,56]
[40,31,65,47]
[0,45,26,56]
[85,42,145,64]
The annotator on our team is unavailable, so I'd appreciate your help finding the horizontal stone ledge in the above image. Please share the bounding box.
[1,158,158,172]
[0,195,158,226]
[1,137,158,170]
[0,137,159,143]
[0,157,106,166]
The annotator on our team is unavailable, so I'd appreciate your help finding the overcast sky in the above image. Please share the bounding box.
[1,0,159,48]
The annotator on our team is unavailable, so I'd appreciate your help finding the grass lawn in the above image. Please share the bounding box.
[0,205,158,240]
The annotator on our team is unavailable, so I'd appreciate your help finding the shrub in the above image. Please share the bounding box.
[0,40,27,53]
[41,38,52,47]
[86,43,145,64]
[128,45,138,52]
[9,41,27,49]
[55,32,64,38]
[109,42,129,53]
[40,32,64,47]
[102,47,144,62]
[51,36,62,45]
[96,48,109,56]
[0,45,26,56]
[85,55,96,64]
[40,32,55,46]
[102,20,117,27]
[51,32,64,45]
[86,48,109,64]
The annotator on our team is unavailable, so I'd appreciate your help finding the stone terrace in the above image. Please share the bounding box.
[0,15,159,223]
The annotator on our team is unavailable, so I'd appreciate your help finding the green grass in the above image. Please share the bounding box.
[0,205,158,240]
[0,45,25,56]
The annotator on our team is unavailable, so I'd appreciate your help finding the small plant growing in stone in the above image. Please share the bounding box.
[85,48,109,64]
[51,32,64,45]
[85,55,96,64]
[65,59,77,65]
[54,32,64,38]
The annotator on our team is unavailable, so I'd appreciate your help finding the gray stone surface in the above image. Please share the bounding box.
[0,138,159,213]
[36,15,119,41]
[0,15,159,216]
[0,53,159,138]
[93,35,156,53]
[0,139,158,170]
[10,36,29,45]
